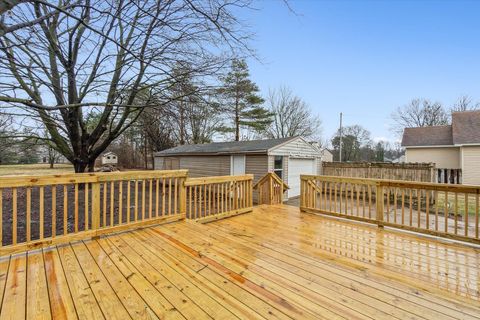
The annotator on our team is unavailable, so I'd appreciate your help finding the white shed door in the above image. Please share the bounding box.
[288,158,316,197]
[231,155,246,175]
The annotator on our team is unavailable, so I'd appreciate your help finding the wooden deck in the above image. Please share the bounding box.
[1,205,479,319]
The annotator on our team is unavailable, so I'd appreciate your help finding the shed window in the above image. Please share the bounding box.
[273,156,283,179]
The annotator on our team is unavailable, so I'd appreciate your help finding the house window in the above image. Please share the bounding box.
[273,156,283,179]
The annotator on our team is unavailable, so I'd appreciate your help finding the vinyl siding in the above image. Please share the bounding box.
[246,155,269,204]
[405,147,460,169]
[461,146,480,185]
[269,137,320,157]
[154,155,230,177]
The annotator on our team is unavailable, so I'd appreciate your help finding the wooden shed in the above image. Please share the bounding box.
[154,136,324,200]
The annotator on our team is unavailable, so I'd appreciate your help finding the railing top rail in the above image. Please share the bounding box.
[0,169,188,188]
[253,172,289,190]
[185,174,253,186]
[301,174,480,193]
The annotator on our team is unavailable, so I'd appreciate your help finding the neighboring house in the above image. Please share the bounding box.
[321,149,333,162]
[101,152,118,166]
[401,110,480,185]
[154,136,323,200]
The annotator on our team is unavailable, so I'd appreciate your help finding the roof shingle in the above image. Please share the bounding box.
[401,110,480,147]
[401,126,453,147]
[452,111,480,145]
[155,136,298,156]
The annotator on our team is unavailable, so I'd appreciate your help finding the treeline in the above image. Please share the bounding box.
[331,125,403,162]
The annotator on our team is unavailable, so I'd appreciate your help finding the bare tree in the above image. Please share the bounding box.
[451,95,479,112]
[0,0,253,172]
[391,99,449,137]
[265,86,321,139]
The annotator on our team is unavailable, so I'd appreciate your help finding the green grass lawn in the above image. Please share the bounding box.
[436,192,478,217]
[0,163,74,176]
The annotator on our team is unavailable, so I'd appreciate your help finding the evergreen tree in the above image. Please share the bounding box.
[218,59,272,141]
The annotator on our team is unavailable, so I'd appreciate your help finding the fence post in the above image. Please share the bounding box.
[376,182,384,227]
[92,181,101,230]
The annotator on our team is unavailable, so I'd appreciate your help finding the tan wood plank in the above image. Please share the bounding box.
[0,253,26,320]
[96,237,186,320]
[104,233,213,319]
[56,244,104,319]
[26,251,52,320]
[109,234,237,319]
[43,248,78,319]
[0,256,10,308]
[176,220,467,320]
[127,229,266,320]
[82,240,160,320]
[70,241,131,319]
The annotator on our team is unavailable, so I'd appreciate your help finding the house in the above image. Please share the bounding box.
[321,149,334,162]
[101,152,118,166]
[401,110,480,185]
[154,136,324,199]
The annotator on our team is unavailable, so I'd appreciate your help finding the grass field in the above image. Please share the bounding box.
[0,163,74,176]
[436,192,479,217]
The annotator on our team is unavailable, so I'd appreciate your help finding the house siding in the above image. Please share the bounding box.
[246,154,269,204]
[269,137,319,157]
[405,147,460,169]
[461,146,480,185]
[154,155,230,177]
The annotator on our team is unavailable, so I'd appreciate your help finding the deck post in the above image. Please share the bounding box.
[179,177,186,214]
[92,181,101,230]
[376,183,384,228]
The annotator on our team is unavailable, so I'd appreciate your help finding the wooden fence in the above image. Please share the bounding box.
[301,175,480,244]
[322,162,436,183]
[185,175,253,222]
[0,170,254,255]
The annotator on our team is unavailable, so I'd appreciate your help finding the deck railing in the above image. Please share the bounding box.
[185,175,253,222]
[301,175,480,244]
[0,170,255,255]
[253,172,289,205]
[0,170,188,255]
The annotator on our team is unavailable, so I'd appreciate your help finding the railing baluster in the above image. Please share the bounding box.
[63,185,68,235]
[26,188,31,242]
[40,186,44,240]
[110,181,115,226]
[12,188,17,245]
[52,186,57,236]
[142,180,146,220]
[465,193,469,237]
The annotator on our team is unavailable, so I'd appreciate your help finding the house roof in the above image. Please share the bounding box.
[155,136,299,156]
[452,110,480,144]
[401,110,480,147]
[401,126,453,147]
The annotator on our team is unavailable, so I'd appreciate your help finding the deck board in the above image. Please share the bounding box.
[0,204,479,319]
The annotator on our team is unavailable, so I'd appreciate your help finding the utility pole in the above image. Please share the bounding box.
[339,112,343,162]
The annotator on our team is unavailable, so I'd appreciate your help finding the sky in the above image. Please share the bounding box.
[241,0,480,144]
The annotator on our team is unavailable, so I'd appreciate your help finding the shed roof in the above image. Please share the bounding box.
[155,136,299,156]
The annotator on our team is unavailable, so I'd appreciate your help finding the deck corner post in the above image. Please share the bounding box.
[92,181,101,230]
[376,183,384,228]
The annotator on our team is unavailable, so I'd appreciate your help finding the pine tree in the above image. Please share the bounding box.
[218,59,272,141]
